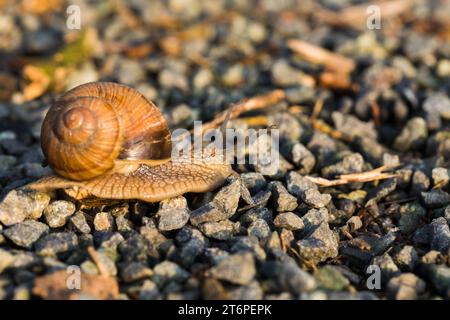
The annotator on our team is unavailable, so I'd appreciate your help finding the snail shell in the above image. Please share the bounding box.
[28,82,233,202]
[41,82,172,181]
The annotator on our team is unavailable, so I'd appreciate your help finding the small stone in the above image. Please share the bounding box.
[421,190,450,208]
[321,153,364,178]
[190,203,227,226]
[274,212,304,230]
[229,280,263,300]
[198,220,237,241]
[346,216,363,232]
[0,155,16,171]
[208,252,256,285]
[265,256,316,295]
[423,94,450,120]
[301,208,330,233]
[411,170,430,195]
[0,248,15,273]
[139,280,161,300]
[315,266,350,291]
[382,153,400,167]
[332,111,378,140]
[372,231,398,256]
[157,196,190,231]
[68,211,91,234]
[248,218,271,241]
[387,273,426,300]
[240,172,267,194]
[271,59,306,87]
[240,207,272,226]
[230,236,266,262]
[286,172,331,208]
[120,261,153,283]
[190,178,244,226]
[445,205,450,223]
[398,202,426,234]
[427,264,450,298]
[93,212,115,232]
[366,178,397,206]
[3,220,49,248]
[429,217,450,252]
[371,253,400,283]
[193,68,213,91]
[117,59,145,85]
[35,232,78,257]
[393,245,418,272]
[297,222,339,263]
[43,200,76,228]
[153,261,190,285]
[269,181,298,212]
[115,215,133,232]
[175,227,206,267]
[0,189,50,226]
[285,142,315,174]
[393,117,427,152]
[432,167,449,187]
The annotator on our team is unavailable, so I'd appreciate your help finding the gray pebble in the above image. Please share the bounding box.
[386,273,426,300]
[321,153,364,178]
[284,143,315,174]
[139,280,161,300]
[93,212,115,232]
[153,261,190,286]
[301,207,330,233]
[157,196,190,231]
[68,211,91,234]
[198,220,237,241]
[393,245,418,272]
[398,202,426,234]
[297,222,339,263]
[3,220,49,248]
[393,117,427,152]
[315,265,350,291]
[274,212,304,231]
[332,111,378,140]
[267,256,316,295]
[421,190,450,208]
[175,227,206,267]
[120,261,153,283]
[43,200,76,228]
[240,172,267,194]
[248,218,271,241]
[35,232,78,257]
[426,264,450,299]
[429,217,450,252]
[0,155,16,171]
[208,252,256,285]
[0,189,50,226]
[371,253,400,284]
[432,167,449,187]
[286,171,331,208]
[269,181,298,212]
[411,170,430,195]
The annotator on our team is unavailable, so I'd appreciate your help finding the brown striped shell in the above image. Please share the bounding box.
[41,82,172,181]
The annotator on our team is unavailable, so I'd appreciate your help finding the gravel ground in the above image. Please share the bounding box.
[0,0,450,300]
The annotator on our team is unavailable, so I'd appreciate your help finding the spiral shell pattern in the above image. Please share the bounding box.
[41,82,172,181]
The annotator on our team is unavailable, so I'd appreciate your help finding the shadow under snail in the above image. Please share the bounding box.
[27,82,234,202]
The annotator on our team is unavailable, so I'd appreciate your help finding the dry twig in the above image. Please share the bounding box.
[306,165,397,187]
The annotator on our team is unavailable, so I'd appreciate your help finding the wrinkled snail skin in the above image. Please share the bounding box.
[27,160,234,202]
[27,81,234,202]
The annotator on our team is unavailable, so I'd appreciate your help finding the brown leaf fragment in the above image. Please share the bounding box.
[32,270,119,300]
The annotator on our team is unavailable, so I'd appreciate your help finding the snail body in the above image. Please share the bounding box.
[28,82,233,202]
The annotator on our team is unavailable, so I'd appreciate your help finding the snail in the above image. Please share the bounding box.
[26,82,234,202]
